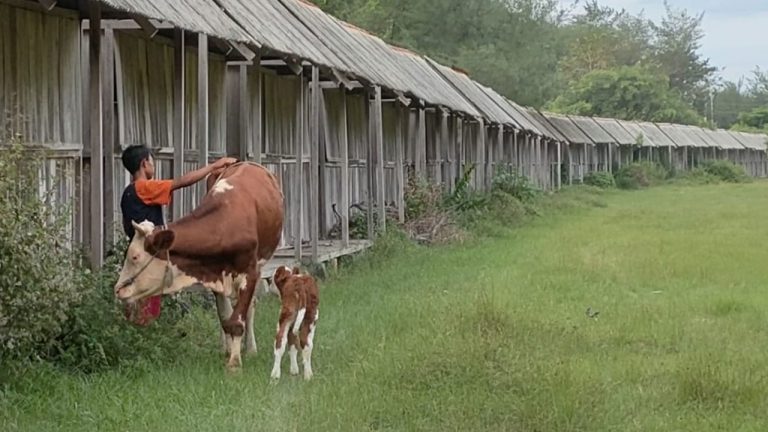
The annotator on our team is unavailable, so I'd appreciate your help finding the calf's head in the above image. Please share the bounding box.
[270,265,301,296]
[114,220,176,303]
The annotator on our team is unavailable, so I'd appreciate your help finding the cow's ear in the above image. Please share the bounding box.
[147,230,175,254]
[292,266,301,275]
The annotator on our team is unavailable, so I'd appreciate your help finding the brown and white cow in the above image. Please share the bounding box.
[114,162,284,369]
[269,265,319,381]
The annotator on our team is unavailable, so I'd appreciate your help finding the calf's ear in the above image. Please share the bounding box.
[146,230,175,254]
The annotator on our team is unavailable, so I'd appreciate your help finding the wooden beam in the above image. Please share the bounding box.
[172,29,185,221]
[394,91,411,106]
[238,65,248,161]
[285,57,303,75]
[294,77,305,262]
[395,105,405,223]
[102,23,115,248]
[89,2,103,267]
[310,66,320,261]
[38,0,56,11]
[198,33,209,199]
[373,86,386,232]
[476,118,486,189]
[131,14,158,38]
[416,106,426,176]
[366,90,375,240]
[210,37,233,57]
[340,93,350,247]
[331,68,354,90]
[319,81,363,89]
[252,50,263,162]
[231,42,256,61]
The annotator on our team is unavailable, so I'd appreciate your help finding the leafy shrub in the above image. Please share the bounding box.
[583,171,616,188]
[614,162,668,189]
[491,167,539,202]
[673,168,721,186]
[700,160,749,183]
[0,142,87,359]
[443,165,488,213]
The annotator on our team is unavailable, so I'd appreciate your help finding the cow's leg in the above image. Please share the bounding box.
[287,332,300,376]
[270,315,291,380]
[245,294,257,354]
[223,271,259,369]
[214,293,234,355]
[300,309,318,380]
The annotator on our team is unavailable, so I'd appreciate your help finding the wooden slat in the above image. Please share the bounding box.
[395,104,405,223]
[172,28,185,221]
[294,77,305,261]
[310,66,320,261]
[373,86,385,232]
[88,2,103,267]
[197,33,209,198]
[251,51,262,162]
[102,23,115,246]
[340,92,350,247]
[238,64,247,160]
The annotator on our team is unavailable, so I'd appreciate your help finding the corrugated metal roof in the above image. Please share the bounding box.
[215,0,347,71]
[591,117,636,145]
[523,107,569,142]
[567,115,615,144]
[637,122,676,147]
[100,0,252,42]
[425,58,514,125]
[654,123,703,148]
[543,112,594,145]
[729,131,768,150]
[389,50,481,117]
[617,121,654,147]
[277,0,393,86]
[684,126,720,148]
[472,84,526,130]
[705,128,744,150]
[494,97,546,136]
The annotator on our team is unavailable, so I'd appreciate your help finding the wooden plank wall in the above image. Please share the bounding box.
[0,4,82,245]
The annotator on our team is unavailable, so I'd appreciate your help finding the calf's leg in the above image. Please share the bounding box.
[270,312,291,380]
[223,271,260,369]
[287,332,300,376]
[300,309,318,380]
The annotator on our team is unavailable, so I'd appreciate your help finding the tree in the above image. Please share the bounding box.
[651,1,717,112]
[547,65,706,125]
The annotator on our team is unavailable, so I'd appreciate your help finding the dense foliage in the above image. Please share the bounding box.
[315,0,737,124]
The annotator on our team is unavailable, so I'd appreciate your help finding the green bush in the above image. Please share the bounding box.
[700,160,750,183]
[614,162,668,189]
[443,164,488,213]
[583,171,616,188]
[491,167,539,202]
[0,143,87,359]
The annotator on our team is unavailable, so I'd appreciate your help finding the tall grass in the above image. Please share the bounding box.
[3,182,768,431]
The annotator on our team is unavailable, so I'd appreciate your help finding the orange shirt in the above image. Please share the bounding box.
[134,179,173,206]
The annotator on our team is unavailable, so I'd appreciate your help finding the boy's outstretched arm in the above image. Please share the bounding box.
[171,157,238,191]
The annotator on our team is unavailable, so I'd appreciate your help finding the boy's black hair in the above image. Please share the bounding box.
[121,145,152,175]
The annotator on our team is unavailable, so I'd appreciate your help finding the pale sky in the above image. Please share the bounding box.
[560,0,768,83]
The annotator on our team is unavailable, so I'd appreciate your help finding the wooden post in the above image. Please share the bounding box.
[102,22,115,247]
[309,66,320,261]
[197,33,209,197]
[172,29,185,221]
[441,110,450,188]
[238,64,248,161]
[366,90,375,240]
[456,118,463,182]
[373,86,385,232]
[476,118,486,189]
[395,105,405,223]
[556,141,562,190]
[89,2,103,267]
[295,76,305,262]
[340,93,350,247]
[417,105,426,176]
[252,50,262,163]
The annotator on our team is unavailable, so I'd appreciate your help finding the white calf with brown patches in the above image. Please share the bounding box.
[269,266,319,381]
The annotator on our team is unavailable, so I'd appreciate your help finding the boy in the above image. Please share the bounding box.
[119,144,237,324]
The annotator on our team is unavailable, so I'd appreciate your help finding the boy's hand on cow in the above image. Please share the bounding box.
[212,157,238,170]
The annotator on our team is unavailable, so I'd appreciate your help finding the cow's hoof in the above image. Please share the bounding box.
[303,370,313,381]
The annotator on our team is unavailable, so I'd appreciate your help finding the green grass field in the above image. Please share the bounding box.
[4,182,768,431]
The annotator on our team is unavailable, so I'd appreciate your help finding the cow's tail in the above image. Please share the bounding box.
[292,307,306,336]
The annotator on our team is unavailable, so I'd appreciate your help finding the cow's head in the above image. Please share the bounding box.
[114,220,176,303]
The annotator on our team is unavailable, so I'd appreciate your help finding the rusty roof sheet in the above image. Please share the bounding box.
[542,112,594,145]
[567,115,616,144]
